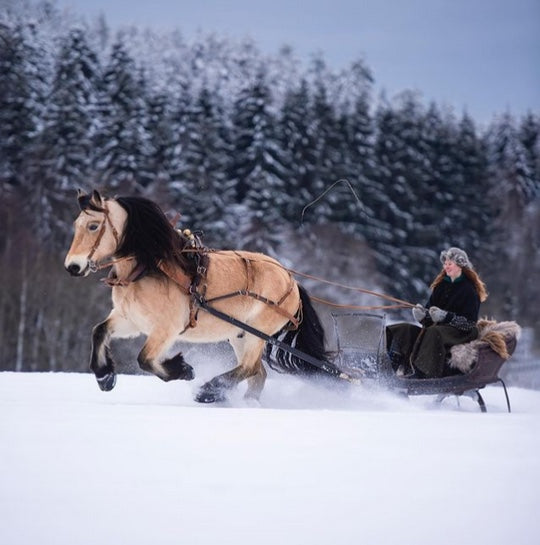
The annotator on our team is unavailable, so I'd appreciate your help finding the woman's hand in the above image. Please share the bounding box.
[429,306,448,323]
[412,304,427,322]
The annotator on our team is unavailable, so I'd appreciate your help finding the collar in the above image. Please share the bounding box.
[444,274,464,284]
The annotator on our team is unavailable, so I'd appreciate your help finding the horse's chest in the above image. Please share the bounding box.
[111,288,156,333]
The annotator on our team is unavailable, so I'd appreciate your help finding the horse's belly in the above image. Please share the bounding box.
[177,314,235,343]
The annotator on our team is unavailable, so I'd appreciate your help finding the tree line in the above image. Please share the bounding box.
[1,2,539,372]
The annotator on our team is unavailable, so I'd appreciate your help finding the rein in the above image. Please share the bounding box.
[181,249,415,312]
[286,268,414,311]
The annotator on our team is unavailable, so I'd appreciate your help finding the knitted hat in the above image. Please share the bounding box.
[440,247,473,269]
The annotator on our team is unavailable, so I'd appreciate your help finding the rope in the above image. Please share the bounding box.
[286,267,415,309]
[310,295,409,311]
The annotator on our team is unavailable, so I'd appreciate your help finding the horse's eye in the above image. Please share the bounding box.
[88,223,99,232]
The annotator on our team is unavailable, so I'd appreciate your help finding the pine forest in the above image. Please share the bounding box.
[1,2,539,373]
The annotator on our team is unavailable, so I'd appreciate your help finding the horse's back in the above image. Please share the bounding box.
[205,250,300,321]
[207,250,292,287]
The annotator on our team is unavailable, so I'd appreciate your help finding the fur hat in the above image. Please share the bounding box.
[440,247,473,269]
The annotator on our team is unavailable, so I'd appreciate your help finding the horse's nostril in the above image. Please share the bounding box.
[66,263,81,276]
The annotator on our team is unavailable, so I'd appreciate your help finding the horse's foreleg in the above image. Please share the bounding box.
[137,331,194,382]
[90,318,117,392]
[195,335,265,403]
[90,312,140,391]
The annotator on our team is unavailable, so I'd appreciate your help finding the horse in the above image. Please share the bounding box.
[64,189,333,403]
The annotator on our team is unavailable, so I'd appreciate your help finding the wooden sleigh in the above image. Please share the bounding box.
[332,314,521,412]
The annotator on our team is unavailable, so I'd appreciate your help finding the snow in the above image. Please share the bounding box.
[1,371,540,545]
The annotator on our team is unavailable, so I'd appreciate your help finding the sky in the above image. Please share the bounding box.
[52,0,539,123]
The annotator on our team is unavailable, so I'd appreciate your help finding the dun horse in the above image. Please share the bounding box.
[64,190,332,403]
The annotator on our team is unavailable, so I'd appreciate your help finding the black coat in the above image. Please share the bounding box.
[426,275,480,325]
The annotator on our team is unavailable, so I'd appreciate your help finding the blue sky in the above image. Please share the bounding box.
[55,0,539,124]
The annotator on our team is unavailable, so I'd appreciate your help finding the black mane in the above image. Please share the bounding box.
[114,196,196,275]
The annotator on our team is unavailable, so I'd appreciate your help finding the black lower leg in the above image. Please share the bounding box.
[90,321,116,391]
[161,352,194,381]
[195,373,237,403]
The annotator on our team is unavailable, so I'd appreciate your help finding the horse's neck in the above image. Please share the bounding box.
[111,258,143,284]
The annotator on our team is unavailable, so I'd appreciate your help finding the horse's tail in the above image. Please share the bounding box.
[265,284,334,377]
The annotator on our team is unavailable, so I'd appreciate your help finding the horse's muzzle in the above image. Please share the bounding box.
[65,263,85,276]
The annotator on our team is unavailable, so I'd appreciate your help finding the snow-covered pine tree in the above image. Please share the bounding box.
[228,70,288,254]
[30,25,100,243]
[485,112,536,319]
[278,79,318,223]
[171,86,235,246]
[0,21,46,191]
[94,39,152,193]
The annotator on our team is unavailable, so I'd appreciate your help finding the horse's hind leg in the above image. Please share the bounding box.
[137,329,194,382]
[245,361,267,401]
[195,335,265,403]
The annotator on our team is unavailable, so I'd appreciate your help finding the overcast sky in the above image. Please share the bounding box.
[54,0,539,124]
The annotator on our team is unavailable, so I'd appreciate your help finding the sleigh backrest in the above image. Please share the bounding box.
[465,336,517,386]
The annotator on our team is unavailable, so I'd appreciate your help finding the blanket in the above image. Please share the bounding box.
[448,319,522,373]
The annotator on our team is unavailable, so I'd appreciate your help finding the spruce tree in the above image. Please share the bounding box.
[95,40,152,192]
[228,70,288,253]
[30,26,100,243]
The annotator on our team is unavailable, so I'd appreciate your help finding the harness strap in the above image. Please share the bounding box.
[192,291,359,383]
[206,289,300,328]
[102,262,148,287]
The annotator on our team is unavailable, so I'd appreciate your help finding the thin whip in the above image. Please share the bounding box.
[300,179,364,224]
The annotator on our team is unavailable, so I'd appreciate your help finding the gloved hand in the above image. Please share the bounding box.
[412,304,427,322]
[429,306,448,323]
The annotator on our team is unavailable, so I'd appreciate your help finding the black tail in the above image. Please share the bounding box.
[265,285,335,377]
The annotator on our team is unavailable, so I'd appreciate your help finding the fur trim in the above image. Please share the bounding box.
[448,319,521,373]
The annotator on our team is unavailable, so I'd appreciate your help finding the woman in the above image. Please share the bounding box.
[386,247,488,378]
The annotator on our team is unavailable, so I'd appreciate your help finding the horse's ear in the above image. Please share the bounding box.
[78,189,104,212]
[77,189,90,211]
[90,190,103,208]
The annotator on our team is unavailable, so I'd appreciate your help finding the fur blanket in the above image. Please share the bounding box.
[448,319,522,373]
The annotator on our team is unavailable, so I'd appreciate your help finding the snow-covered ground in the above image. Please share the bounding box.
[2,370,540,545]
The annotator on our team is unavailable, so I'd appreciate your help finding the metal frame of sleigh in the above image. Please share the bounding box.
[332,313,521,412]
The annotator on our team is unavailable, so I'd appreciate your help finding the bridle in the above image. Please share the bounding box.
[84,202,125,273]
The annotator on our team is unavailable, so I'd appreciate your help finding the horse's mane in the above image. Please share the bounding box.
[114,196,196,276]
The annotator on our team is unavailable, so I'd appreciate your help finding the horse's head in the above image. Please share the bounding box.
[64,190,127,277]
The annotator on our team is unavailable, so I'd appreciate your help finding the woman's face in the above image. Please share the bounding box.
[443,259,462,279]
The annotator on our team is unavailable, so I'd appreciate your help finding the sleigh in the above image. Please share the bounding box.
[331,313,520,412]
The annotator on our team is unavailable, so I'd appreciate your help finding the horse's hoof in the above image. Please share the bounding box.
[195,385,227,404]
[96,372,116,392]
[244,396,261,408]
[178,365,195,381]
